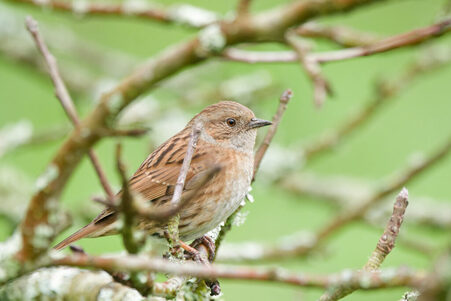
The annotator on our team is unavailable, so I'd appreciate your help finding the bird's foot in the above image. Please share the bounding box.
[179,240,204,262]
[190,235,216,262]
[179,236,220,296]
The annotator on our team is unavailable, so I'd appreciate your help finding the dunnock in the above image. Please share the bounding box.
[54,101,271,250]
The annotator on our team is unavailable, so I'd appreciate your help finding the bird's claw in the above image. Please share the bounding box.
[190,235,216,262]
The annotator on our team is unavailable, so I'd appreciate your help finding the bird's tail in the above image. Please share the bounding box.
[53,222,100,250]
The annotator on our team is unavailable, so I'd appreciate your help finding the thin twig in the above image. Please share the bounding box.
[172,124,202,207]
[15,0,171,26]
[236,0,252,17]
[52,254,426,289]
[223,19,451,64]
[134,167,221,222]
[295,22,380,47]
[286,33,331,107]
[253,89,293,180]
[25,16,115,200]
[320,188,409,301]
[165,123,202,246]
[116,144,140,254]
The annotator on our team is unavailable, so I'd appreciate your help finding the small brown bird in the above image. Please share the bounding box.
[54,101,271,250]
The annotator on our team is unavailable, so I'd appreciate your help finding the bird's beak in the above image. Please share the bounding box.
[248,118,272,129]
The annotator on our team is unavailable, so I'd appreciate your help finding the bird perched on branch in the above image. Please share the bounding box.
[54,101,271,251]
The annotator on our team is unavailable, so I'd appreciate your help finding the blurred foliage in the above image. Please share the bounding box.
[0,0,450,300]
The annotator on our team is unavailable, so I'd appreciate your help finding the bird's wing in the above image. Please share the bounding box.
[54,137,216,250]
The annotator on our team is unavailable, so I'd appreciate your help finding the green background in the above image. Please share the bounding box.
[1,0,450,300]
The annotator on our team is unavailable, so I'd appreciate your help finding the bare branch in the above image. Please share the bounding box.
[253,89,293,180]
[223,48,297,63]
[295,22,380,47]
[25,16,115,200]
[320,188,409,301]
[52,254,426,289]
[311,18,450,63]
[173,124,202,207]
[12,0,216,28]
[236,0,252,17]
[116,144,140,254]
[223,19,451,64]
[286,33,331,107]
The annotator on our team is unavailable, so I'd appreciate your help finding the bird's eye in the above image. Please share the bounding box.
[226,118,236,127]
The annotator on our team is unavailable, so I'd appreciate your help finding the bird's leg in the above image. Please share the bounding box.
[179,240,203,262]
[189,235,221,296]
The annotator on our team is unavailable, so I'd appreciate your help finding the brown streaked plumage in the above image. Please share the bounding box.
[54,101,271,250]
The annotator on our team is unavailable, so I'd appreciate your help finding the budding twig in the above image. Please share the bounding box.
[320,188,409,301]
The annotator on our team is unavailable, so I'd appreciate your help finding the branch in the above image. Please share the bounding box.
[320,188,409,301]
[223,18,451,63]
[0,267,144,300]
[286,33,331,107]
[295,22,380,47]
[236,0,252,18]
[25,16,115,200]
[53,254,426,290]
[135,167,221,222]
[166,123,201,246]
[11,0,218,28]
[253,89,293,180]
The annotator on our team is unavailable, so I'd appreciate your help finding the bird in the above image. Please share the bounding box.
[54,101,271,251]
